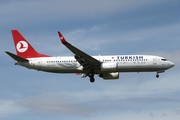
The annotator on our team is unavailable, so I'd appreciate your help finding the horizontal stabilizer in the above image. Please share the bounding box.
[5,51,29,62]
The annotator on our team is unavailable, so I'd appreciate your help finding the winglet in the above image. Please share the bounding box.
[58,31,68,44]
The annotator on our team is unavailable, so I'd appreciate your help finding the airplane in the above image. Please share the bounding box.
[5,30,174,83]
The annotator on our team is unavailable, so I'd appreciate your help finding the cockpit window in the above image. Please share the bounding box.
[161,59,167,61]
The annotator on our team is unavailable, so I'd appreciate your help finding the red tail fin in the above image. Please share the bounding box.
[12,30,50,58]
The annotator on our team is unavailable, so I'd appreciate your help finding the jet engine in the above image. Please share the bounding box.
[101,62,117,72]
[99,72,119,80]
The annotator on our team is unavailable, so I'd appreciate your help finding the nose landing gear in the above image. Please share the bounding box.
[156,73,159,78]
[156,70,165,78]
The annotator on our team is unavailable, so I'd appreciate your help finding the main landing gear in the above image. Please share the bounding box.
[88,72,95,83]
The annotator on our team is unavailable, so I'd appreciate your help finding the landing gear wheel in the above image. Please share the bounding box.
[88,71,95,83]
[156,74,159,78]
[90,77,95,83]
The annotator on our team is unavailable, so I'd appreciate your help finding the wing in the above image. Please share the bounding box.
[58,31,101,71]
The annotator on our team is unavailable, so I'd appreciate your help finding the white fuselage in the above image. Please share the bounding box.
[17,55,174,74]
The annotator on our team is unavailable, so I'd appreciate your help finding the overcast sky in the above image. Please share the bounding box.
[1,0,180,120]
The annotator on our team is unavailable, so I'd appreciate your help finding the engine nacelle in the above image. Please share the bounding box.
[101,62,117,72]
[99,72,119,80]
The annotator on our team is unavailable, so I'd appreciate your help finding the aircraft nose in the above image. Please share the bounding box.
[169,61,175,68]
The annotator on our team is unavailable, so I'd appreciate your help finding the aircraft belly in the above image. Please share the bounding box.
[39,63,82,73]
[116,64,165,72]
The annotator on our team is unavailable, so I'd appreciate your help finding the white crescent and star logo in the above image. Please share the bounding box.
[60,36,64,40]
[16,41,28,53]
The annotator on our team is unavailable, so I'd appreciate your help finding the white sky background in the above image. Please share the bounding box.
[0,0,180,120]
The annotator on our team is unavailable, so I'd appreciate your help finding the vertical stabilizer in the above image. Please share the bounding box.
[11,30,50,58]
